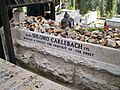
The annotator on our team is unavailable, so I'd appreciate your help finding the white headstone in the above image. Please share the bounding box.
[85,11,97,24]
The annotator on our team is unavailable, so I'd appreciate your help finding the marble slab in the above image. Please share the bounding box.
[106,18,120,27]
[12,29,120,66]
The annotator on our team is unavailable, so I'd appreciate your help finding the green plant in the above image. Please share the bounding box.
[67,6,75,10]
[106,0,116,18]
[87,27,104,32]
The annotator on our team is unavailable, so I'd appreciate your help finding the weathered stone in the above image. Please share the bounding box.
[92,30,100,34]
[54,29,63,33]
[88,38,97,44]
[68,31,78,39]
[75,67,120,90]
[65,27,71,31]
[114,33,120,37]
[42,24,51,30]
[99,39,107,46]
[105,35,112,39]
[97,33,104,39]
[74,25,80,31]
[60,31,68,38]
[75,37,81,40]
[85,31,91,37]
[107,31,114,35]
[80,35,85,41]
[46,29,54,33]
[54,33,58,36]
[107,39,116,47]
[96,40,100,44]
[91,34,98,38]
[116,41,120,46]
[79,28,86,35]
[105,32,114,38]
[84,36,89,42]
[13,40,120,90]
[114,36,120,40]
[0,59,72,90]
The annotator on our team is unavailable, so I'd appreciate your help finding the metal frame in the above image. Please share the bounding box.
[0,0,16,64]
[0,0,55,64]
[7,0,55,20]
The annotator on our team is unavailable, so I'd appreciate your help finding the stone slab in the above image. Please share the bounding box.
[106,18,120,27]
[0,58,72,90]
[12,29,120,66]
[14,40,120,90]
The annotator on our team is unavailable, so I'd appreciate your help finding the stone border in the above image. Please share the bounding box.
[14,40,120,90]
[12,29,120,66]
[11,29,120,90]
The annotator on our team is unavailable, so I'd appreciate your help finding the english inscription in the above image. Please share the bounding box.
[21,31,94,58]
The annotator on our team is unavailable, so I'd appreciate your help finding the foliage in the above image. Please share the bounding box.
[67,6,75,10]
[61,0,117,18]
[87,27,104,32]
[106,0,116,18]
[75,0,99,15]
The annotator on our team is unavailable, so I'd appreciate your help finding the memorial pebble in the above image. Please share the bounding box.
[11,16,120,50]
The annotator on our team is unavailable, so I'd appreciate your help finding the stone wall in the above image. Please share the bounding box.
[14,40,120,90]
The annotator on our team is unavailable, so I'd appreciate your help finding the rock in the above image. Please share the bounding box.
[42,24,50,30]
[92,30,100,34]
[114,33,120,37]
[99,39,107,46]
[68,31,78,39]
[84,36,89,42]
[54,21,61,27]
[46,29,54,33]
[64,27,71,31]
[75,37,81,40]
[96,40,100,44]
[49,20,60,27]
[85,31,91,37]
[60,31,68,38]
[110,34,114,38]
[88,38,97,44]
[114,28,120,33]
[114,36,120,40]
[74,24,81,31]
[29,28,34,32]
[97,34,104,39]
[80,35,85,41]
[50,26,56,30]
[116,41,120,46]
[54,33,58,36]
[54,29,63,33]
[79,28,86,35]
[107,31,114,36]
[105,35,112,39]
[107,39,116,47]
[91,33,98,38]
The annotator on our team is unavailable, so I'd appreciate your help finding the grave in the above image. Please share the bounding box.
[1,15,120,89]
[10,28,120,90]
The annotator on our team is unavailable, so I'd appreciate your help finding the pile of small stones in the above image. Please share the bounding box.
[11,16,120,49]
[58,26,120,49]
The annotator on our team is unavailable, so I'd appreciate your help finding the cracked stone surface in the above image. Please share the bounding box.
[0,58,72,90]
[14,40,120,90]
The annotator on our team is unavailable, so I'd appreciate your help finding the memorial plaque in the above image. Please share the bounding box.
[13,29,120,66]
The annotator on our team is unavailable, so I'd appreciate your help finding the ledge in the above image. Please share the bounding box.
[0,58,72,90]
